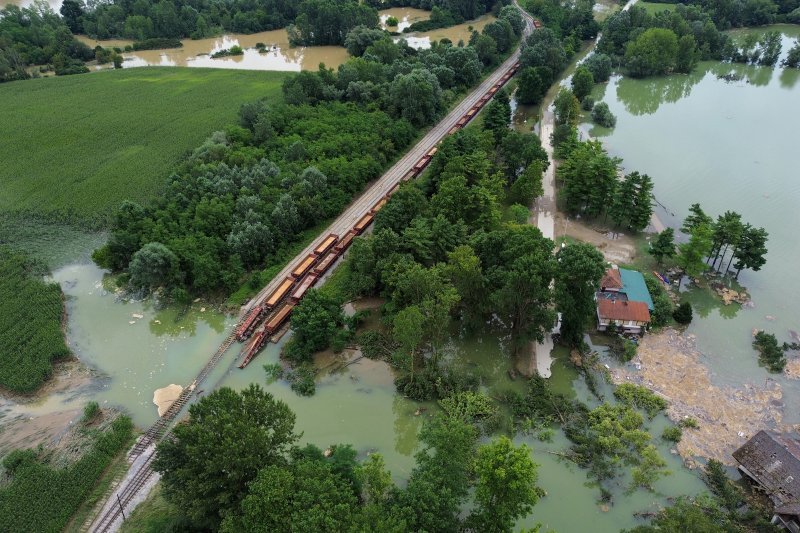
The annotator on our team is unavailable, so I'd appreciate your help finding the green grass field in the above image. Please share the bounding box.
[0,68,288,227]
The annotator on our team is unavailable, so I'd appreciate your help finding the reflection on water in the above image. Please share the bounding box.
[78,30,350,72]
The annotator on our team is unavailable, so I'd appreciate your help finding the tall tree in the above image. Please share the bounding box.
[650,228,676,264]
[571,66,595,101]
[468,437,541,532]
[153,385,298,529]
[732,225,768,278]
[558,140,620,218]
[677,223,713,280]
[555,243,606,345]
[681,203,712,234]
[553,88,581,126]
[628,171,654,231]
[483,89,512,144]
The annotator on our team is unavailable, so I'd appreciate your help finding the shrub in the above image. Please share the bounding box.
[288,366,316,396]
[591,102,617,128]
[614,383,667,418]
[82,401,100,423]
[679,417,699,429]
[673,302,693,324]
[644,274,673,327]
[386,16,399,26]
[581,96,595,111]
[752,331,787,373]
[662,426,682,442]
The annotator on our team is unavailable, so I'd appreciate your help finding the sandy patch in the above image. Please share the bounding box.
[786,357,800,380]
[0,358,94,403]
[555,213,639,264]
[610,328,796,465]
[153,384,183,417]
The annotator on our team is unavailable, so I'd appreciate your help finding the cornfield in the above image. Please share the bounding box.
[0,246,70,392]
[0,67,289,228]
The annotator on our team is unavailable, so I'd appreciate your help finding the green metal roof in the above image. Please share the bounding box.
[619,268,654,311]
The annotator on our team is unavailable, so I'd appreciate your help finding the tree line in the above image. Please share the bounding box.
[599,0,797,78]
[154,384,542,532]
[95,22,523,297]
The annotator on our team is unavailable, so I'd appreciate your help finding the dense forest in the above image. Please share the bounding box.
[0,246,71,393]
[95,10,525,297]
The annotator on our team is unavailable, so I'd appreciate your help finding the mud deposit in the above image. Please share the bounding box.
[611,328,796,465]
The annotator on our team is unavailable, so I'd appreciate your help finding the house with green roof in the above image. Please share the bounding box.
[596,267,654,334]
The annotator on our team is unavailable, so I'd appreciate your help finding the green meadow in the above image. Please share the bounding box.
[0,68,288,227]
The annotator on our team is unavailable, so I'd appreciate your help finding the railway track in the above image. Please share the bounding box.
[85,7,538,530]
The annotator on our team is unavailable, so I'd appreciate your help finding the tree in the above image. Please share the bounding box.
[626,495,730,533]
[60,0,84,33]
[390,69,442,127]
[628,171,654,231]
[555,243,606,345]
[498,130,549,181]
[553,88,581,126]
[153,385,298,529]
[732,225,768,279]
[675,34,698,73]
[677,223,713,279]
[591,102,617,127]
[583,53,613,82]
[624,28,679,77]
[650,228,676,264]
[516,66,551,105]
[557,140,620,217]
[445,245,486,330]
[128,242,180,289]
[286,289,346,362]
[469,437,540,533]
[753,331,786,373]
[508,163,544,205]
[393,305,425,378]
[483,89,512,144]
[681,203,712,235]
[571,66,594,101]
[221,458,361,533]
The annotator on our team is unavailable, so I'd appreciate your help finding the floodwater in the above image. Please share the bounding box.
[380,7,430,32]
[398,13,497,49]
[76,31,350,72]
[582,26,800,419]
[0,0,60,8]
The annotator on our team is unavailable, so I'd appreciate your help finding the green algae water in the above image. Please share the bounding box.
[584,26,800,419]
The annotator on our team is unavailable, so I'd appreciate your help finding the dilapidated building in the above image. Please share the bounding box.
[733,430,800,532]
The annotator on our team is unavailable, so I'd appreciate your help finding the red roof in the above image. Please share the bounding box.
[601,268,623,290]
[598,299,650,323]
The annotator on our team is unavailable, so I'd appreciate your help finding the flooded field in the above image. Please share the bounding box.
[380,7,430,32]
[398,12,497,48]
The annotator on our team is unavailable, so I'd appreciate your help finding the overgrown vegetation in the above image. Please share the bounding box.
[0,415,133,532]
[0,68,288,227]
[0,246,70,393]
[613,383,668,419]
[752,331,789,373]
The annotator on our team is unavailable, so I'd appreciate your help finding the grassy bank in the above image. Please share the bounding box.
[0,68,288,227]
[0,246,71,393]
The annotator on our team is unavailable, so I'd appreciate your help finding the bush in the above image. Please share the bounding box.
[752,331,787,373]
[614,383,667,419]
[82,401,100,423]
[673,302,693,324]
[581,96,595,111]
[386,16,399,26]
[662,425,682,442]
[131,38,183,51]
[288,366,316,396]
[591,102,617,128]
[644,274,673,327]
[679,417,699,429]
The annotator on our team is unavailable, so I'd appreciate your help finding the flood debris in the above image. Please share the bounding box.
[610,328,797,465]
[153,384,183,417]
[711,283,751,306]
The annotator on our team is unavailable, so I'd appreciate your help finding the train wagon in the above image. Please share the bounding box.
[371,197,388,214]
[334,231,356,253]
[238,328,267,368]
[489,85,499,95]
[266,302,295,334]
[264,277,295,309]
[235,306,263,341]
[291,253,318,280]
[387,182,401,197]
[448,125,461,135]
[466,107,478,118]
[313,250,340,276]
[401,169,417,182]
[353,212,375,235]
[426,146,438,158]
[313,233,338,256]
[480,93,491,102]
[456,116,468,127]
[413,156,430,172]
[290,274,318,303]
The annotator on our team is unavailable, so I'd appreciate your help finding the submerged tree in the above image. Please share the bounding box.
[650,228,676,264]
[555,243,606,345]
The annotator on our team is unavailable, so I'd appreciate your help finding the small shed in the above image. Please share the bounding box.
[733,430,800,532]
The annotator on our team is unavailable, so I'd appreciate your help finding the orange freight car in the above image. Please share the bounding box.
[466,107,478,118]
[457,116,468,127]
[313,234,338,256]
[334,231,356,253]
[448,125,461,135]
[387,182,401,197]
[426,146,438,158]
[413,156,430,171]
[291,254,317,280]
[371,197,388,214]
[266,302,294,334]
[401,169,417,182]
[353,212,375,234]
[290,274,318,303]
[313,250,340,276]
[238,329,267,368]
[265,277,294,309]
